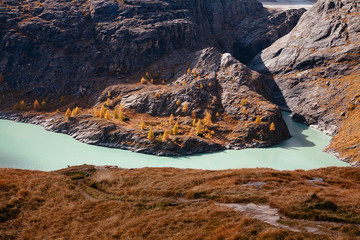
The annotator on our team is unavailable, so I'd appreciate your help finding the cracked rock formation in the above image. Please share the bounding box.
[250,0,360,162]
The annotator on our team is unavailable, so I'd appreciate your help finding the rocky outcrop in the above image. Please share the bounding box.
[250,0,360,162]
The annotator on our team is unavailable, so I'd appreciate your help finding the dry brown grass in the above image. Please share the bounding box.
[0,166,359,239]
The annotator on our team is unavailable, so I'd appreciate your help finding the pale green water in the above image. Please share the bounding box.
[0,112,349,171]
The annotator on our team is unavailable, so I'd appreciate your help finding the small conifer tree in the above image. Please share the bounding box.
[241,98,247,106]
[33,100,40,111]
[169,114,175,125]
[119,109,125,121]
[192,68,197,76]
[100,106,106,118]
[113,109,119,119]
[65,108,72,119]
[196,120,202,134]
[188,127,194,136]
[151,78,154,84]
[187,68,191,74]
[141,77,147,84]
[74,107,80,115]
[20,101,26,110]
[176,100,181,106]
[105,110,111,120]
[173,122,179,135]
[199,83,203,89]
[270,122,275,131]
[139,117,145,130]
[41,100,46,110]
[182,102,188,112]
[192,119,196,127]
[203,112,212,126]
[163,130,170,140]
[147,127,155,141]
[106,98,112,107]
[255,116,261,125]
[108,91,111,97]
[158,134,163,142]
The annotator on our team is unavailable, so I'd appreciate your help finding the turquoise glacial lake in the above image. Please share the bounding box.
[0,112,349,171]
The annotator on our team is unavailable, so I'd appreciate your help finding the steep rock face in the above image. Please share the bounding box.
[250,0,360,162]
[0,0,304,97]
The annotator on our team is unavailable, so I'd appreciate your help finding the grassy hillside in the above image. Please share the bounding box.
[1,165,359,239]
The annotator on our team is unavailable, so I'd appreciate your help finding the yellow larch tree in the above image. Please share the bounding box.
[105,110,111,120]
[147,127,155,141]
[203,112,212,126]
[139,117,145,130]
[163,130,170,140]
[270,122,276,131]
[20,101,26,110]
[119,109,125,121]
[41,99,46,110]
[255,116,261,125]
[172,122,179,135]
[195,120,202,134]
[241,98,247,106]
[169,114,175,125]
[65,108,72,119]
[192,68,197,76]
[182,102,188,112]
[188,127,194,136]
[33,100,40,111]
[113,108,119,119]
[158,134,163,142]
[176,100,181,106]
[106,98,112,107]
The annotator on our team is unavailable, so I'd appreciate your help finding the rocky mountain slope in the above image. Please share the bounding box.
[0,0,303,95]
[250,0,360,163]
[0,0,307,156]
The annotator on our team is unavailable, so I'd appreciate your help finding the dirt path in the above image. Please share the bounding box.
[216,203,345,236]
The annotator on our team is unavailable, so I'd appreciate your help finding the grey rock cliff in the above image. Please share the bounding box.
[250,0,360,134]
[0,0,304,97]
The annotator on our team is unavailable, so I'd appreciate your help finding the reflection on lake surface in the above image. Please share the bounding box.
[0,112,349,171]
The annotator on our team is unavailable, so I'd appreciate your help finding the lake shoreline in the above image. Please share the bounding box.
[0,110,288,157]
[0,111,352,171]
